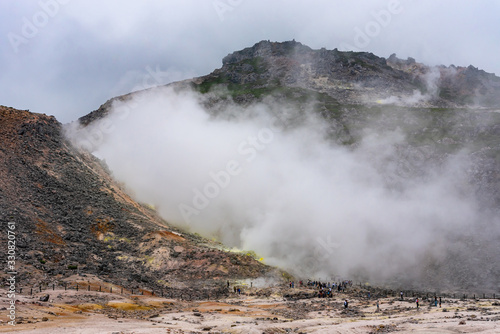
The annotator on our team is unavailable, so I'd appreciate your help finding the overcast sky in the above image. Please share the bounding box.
[1,0,499,123]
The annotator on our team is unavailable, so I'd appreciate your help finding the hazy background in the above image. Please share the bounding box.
[1,0,500,122]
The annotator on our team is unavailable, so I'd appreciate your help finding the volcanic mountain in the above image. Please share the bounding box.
[3,40,500,293]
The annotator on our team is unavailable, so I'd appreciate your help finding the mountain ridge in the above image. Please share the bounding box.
[198,40,500,108]
[80,40,500,128]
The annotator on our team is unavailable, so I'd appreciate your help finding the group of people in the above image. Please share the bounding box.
[291,280,352,298]
[305,280,352,291]
[228,279,442,312]
[402,292,442,309]
[227,281,242,295]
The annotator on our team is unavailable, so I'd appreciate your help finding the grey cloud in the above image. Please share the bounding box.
[1,0,499,122]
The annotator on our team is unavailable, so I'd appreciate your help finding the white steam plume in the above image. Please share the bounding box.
[66,86,495,289]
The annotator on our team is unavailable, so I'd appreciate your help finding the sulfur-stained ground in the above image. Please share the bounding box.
[1,285,499,334]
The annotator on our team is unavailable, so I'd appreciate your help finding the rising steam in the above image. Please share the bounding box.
[66,86,499,291]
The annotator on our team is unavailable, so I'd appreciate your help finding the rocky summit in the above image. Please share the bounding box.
[196,40,500,107]
[80,40,500,125]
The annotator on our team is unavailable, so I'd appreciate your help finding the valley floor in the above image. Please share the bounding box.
[1,286,499,334]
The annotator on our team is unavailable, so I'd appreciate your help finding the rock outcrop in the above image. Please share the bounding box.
[197,40,500,107]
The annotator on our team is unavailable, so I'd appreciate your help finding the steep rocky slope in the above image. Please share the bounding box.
[0,106,281,295]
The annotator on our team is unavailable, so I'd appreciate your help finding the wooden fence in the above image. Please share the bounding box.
[14,282,500,302]
[15,283,229,301]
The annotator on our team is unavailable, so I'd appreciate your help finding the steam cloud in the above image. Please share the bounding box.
[66,86,498,290]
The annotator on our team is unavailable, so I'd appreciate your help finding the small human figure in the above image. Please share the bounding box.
[227,280,230,288]
[237,288,241,295]
[250,282,253,288]
[234,286,237,293]
[434,296,438,307]
[439,297,442,307]
[416,298,419,309]
[376,300,380,312]
[344,299,348,309]
[400,291,404,300]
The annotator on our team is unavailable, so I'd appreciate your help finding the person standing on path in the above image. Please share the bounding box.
[416,297,419,309]
[376,300,380,312]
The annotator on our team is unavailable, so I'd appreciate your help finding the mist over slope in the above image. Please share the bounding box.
[0,105,278,295]
[67,41,500,292]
